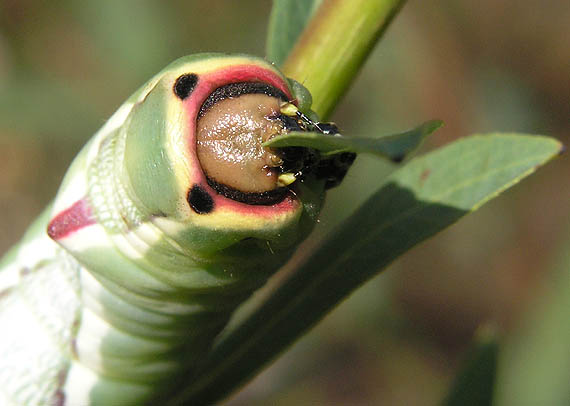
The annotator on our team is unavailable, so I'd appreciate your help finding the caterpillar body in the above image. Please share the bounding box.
[0,53,354,405]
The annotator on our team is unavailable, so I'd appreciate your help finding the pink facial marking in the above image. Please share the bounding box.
[47,199,96,240]
[204,64,293,99]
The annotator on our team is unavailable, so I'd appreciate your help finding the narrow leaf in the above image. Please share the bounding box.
[170,134,563,405]
[494,229,570,406]
[444,327,499,406]
[266,0,322,66]
[264,120,443,162]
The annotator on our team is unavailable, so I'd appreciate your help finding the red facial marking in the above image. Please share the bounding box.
[183,63,301,217]
[204,64,293,99]
[47,199,96,240]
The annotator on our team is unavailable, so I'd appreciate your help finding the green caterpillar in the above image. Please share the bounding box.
[0,53,354,405]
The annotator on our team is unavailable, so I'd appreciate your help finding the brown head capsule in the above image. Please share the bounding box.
[196,90,292,204]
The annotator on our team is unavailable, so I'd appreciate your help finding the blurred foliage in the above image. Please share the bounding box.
[495,228,570,406]
[187,133,560,405]
[266,0,322,66]
[0,1,568,405]
[444,327,498,406]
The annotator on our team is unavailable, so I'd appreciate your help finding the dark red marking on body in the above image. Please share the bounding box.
[420,168,431,185]
[47,199,96,240]
[0,287,14,301]
[53,368,69,406]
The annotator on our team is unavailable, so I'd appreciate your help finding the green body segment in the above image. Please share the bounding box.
[0,53,326,405]
[122,82,180,216]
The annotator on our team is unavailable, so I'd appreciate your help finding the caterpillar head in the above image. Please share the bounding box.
[120,54,327,256]
[47,53,355,297]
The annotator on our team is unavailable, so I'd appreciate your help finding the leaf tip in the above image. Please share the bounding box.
[432,119,445,129]
[425,119,444,134]
[474,322,500,344]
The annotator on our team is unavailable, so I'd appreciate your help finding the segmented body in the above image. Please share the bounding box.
[0,210,80,405]
[0,54,322,405]
[0,53,351,404]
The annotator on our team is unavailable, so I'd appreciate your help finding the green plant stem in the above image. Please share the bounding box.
[282,0,406,119]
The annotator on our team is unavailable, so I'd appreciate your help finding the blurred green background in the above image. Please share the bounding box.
[0,1,568,404]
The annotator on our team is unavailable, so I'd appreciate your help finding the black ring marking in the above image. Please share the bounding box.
[206,177,288,206]
[187,184,214,214]
[174,74,198,100]
[198,82,288,118]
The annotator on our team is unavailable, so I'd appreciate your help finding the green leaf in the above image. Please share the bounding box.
[168,134,563,405]
[266,0,322,66]
[444,327,499,406]
[264,120,443,162]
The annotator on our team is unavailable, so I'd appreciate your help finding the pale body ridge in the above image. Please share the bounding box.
[0,54,332,404]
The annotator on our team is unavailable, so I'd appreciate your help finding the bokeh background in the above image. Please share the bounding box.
[1,1,568,404]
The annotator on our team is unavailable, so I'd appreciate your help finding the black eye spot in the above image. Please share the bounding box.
[174,74,198,100]
[187,185,214,214]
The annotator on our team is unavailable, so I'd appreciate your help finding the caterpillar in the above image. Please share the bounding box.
[0,53,354,405]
